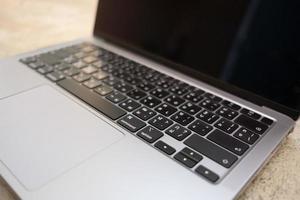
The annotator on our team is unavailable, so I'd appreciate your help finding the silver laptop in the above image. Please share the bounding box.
[0,0,299,199]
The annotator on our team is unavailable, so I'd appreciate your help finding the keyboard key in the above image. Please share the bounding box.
[73,60,87,69]
[106,92,126,103]
[179,102,202,115]
[83,56,98,64]
[46,71,65,82]
[133,107,156,120]
[174,153,197,168]
[119,99,141,112]
[216,106,239,120]
[150,88,170,99]
[165,124,191,141]
[140,96,161,108]
[184,134,238,168]
[188,120,213,136]
[199,99,221,111]
[118,115,146,132]
[93,70,108,80]
[165,95,185,107]
[103,76,120,86]
[240,108,261,120]
[195,165,219,183]
[154,141,176,155]
[234,115,268,134]
[221,100,241,111]
[82,65,98,74]
[155,103,177,117]
[73,73,91,82]
[39,53,60,66]
[196,110,220,124]
[171,111,195,126]
[83,78,102,89]
[137,126,163,143]
[169,85,189,96]
[55,63,71,71]
[57,79,126,120]
[94,85,113,96]
[214,118,239,134]
[20,57,36,64]
[64,67,80,76]
[64,55,78,64]
[207,130,249,156]
[92,60,106,68]
[28,61,45,69]
[261,117,274,125]
[233,128,259,145]
[37,66,54,74]
[113,82,133,93]
[127,89,147,100]
[181,147,203,162]
[137,81,155,91]
[149,115,173,130]
[203,93,222,102]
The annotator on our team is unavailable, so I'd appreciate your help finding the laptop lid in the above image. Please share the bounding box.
[93,0,300,120]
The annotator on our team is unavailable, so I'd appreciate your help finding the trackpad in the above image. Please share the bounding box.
[0,85,124,190]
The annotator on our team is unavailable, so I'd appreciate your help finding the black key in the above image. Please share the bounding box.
[133,107,156,120]
[28,61,45,69]
[106,92,126,103]
[195,165,219,183]
[180,102,202,115]
[174,153,197,168]
[234,115,268,134]
[39,53,60,66]
[57,79,126,120]
[127,89,147,100]
[261,117,274,125]
[165,95,185,107]
[188,120,213,136]
[113,82,133,93]
[169,85,189,96]
[118,115,146,132]
[214,118,239,134]
[183,92,204,103]
[94,85,113,96]
[221,100,241,111]
[150,88,170,99]
[73,73,90,82]
[137,126,163,143]
[124,76,142,85]
[184,134,238,168]
[165,124,191,141]
[156,79,172,89]
[196,110,220,124]
[140,96,161,108]
[240,108,261,120]
[199,99,221,111]
[101,64,115,73]
[203,93,222,102]
[137,81,155,91]
[181,147,203,162]
[216,106,239,120]
[149,115,173,130]
[154,141,176,155]
[37,66,54,74]
[155,103,177,117]
[234,128,259,145]
[119,99,141,112]
[171,111,195,126]
[46,71,65,82]
[208,129,249,156]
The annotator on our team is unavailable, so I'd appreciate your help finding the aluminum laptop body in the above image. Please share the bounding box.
[0,0,298,200]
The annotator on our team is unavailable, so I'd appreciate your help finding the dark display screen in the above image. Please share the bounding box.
[94,0,300,111]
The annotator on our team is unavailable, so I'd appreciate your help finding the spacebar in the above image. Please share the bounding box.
[57,78,126,120]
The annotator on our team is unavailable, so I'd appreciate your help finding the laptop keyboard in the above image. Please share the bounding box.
[20,42,275,183]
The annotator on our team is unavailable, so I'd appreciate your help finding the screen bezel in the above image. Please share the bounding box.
[93,2,299,120]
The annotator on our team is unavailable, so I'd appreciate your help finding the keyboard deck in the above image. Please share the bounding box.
[20,42,275,183]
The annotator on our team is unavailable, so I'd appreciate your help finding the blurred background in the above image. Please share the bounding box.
[0,0,97,58]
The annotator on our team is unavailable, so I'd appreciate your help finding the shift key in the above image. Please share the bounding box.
[184,134,238,168]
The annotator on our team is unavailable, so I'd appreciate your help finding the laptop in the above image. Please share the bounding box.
[0,0,299,199]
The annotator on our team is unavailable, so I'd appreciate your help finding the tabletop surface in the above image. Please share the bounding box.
[0,0,299,199]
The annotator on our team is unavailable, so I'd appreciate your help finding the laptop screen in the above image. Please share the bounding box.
[94,0,300,112]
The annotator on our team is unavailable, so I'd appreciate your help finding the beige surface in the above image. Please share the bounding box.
[0,0,299,199]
